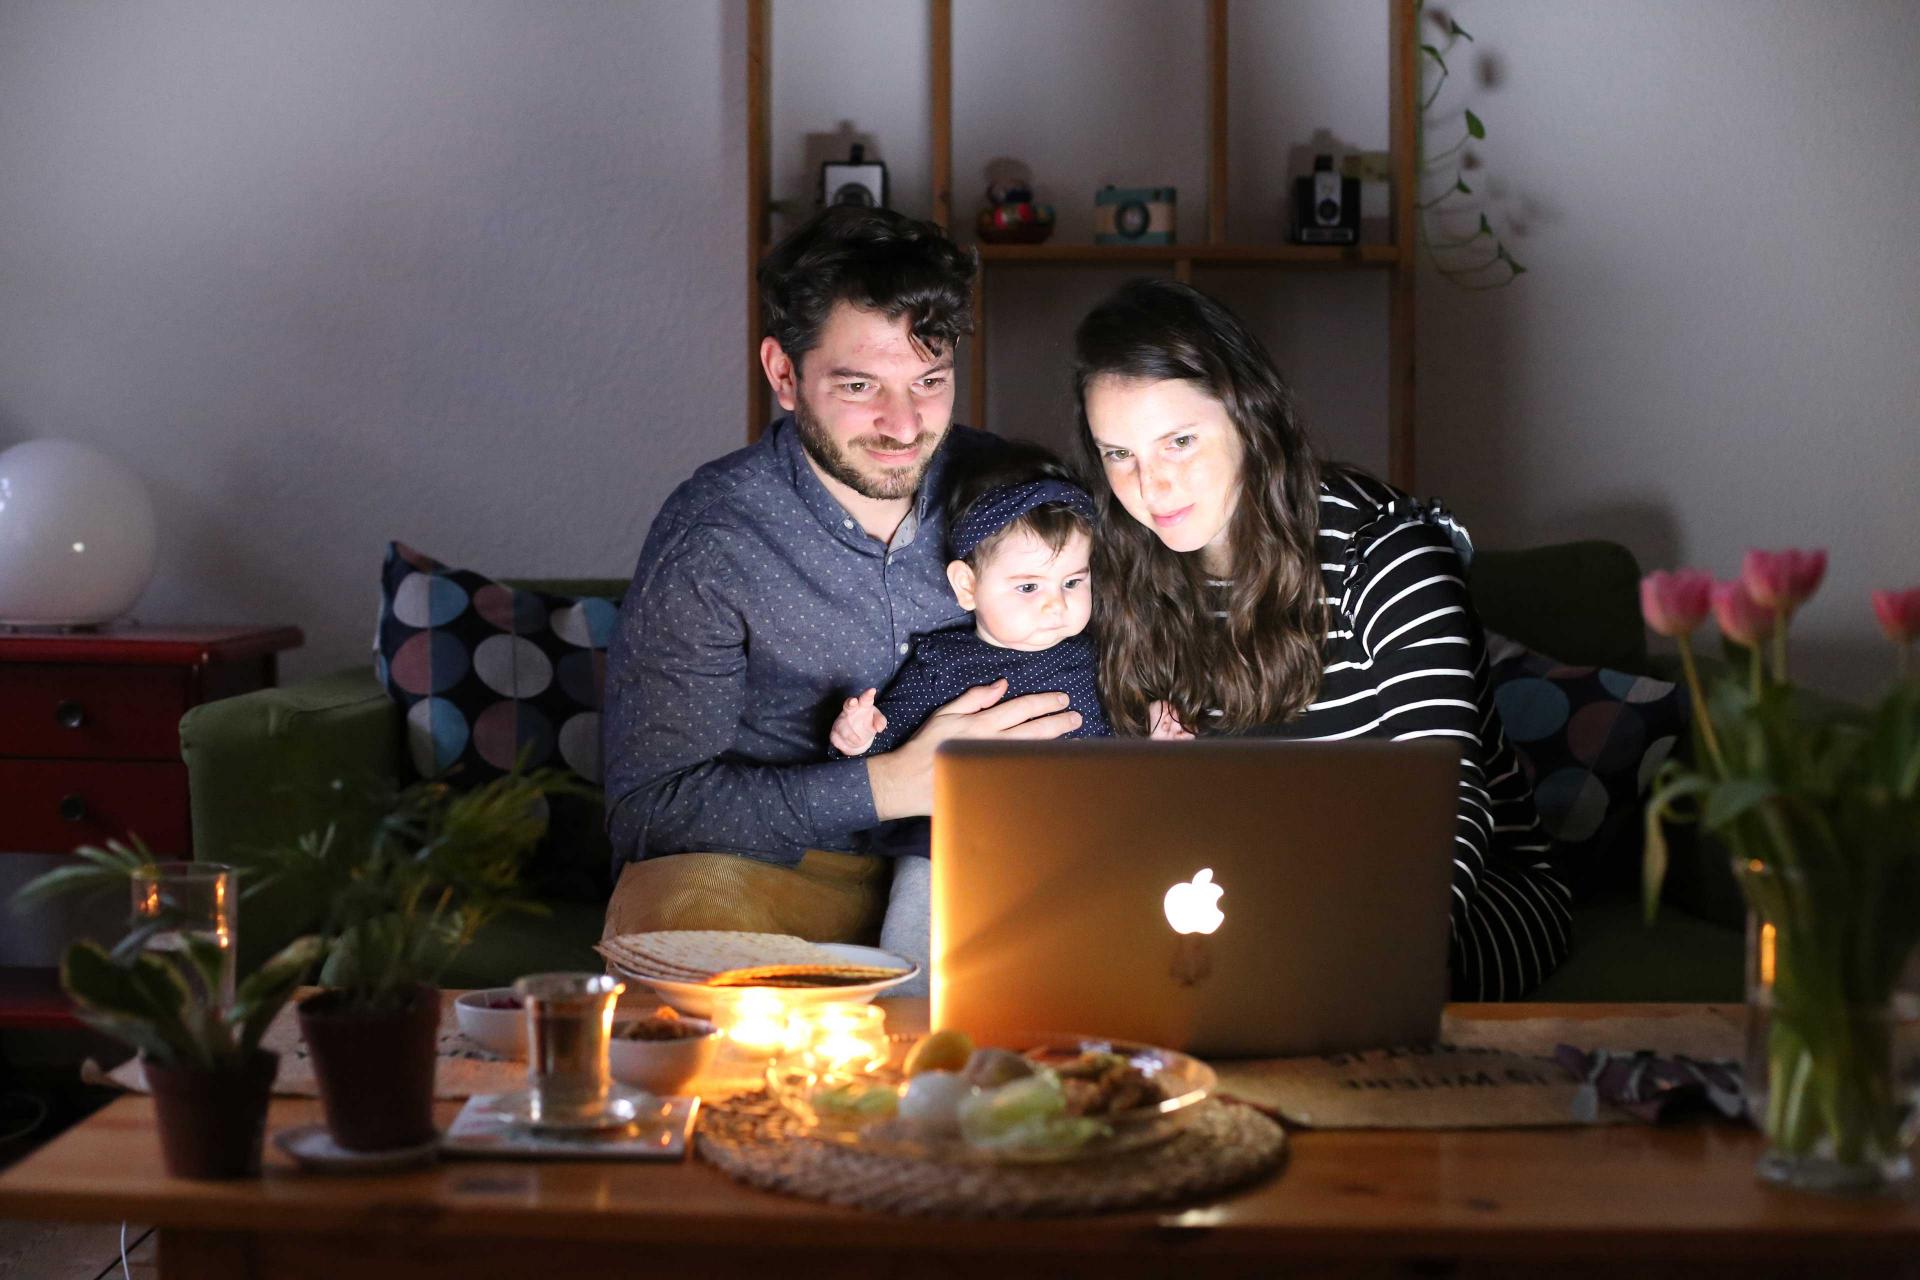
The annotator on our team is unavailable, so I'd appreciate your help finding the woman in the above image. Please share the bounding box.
[1074,279,1569,999]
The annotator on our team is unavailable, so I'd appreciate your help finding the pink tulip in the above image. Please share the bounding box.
[1741,548,1827,612]
[1711,580,1777,648]
[1871,587,1920,646]
[1640,569,1715,638]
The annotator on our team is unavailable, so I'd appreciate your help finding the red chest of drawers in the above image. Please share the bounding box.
[0,624,302,1027]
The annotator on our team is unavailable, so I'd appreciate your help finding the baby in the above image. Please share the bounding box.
[830,447,1112,986]
[830,449,1111,761]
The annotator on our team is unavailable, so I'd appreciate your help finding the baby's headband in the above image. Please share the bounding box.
[949,479,1097,560]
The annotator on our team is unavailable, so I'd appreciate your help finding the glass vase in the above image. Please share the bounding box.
[129,861,237,1007]
[1739,858,1920,1194]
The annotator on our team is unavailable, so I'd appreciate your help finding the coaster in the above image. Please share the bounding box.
[273,1124,439,1174]
[443,1092,700,1160]
[486,1083,653,1131]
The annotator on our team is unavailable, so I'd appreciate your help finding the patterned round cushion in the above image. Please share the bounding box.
[374,542,618,900]
[376,541,615,786]
[1490,645,1689,900]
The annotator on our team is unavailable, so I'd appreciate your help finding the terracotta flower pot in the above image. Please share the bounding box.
[143,1049,279,1179]
[297,983,441,1152]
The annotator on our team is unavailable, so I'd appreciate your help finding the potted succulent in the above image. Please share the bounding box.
[1642,553,1920,1193]
[60,934,323,1177]
[12,838,323,1178]
[249,766,589,1152]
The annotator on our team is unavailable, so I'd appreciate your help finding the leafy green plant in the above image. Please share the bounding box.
[13,836,221,973]
[1417,3,1526,290]
[247,766,594,1013]
[12,835,322,1069]
[61,934,323,1070]
[10,836,159,916]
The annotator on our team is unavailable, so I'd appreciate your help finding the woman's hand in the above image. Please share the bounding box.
[866,680,1082,820]
[1148,700,1196,740]
[829,688,887,757]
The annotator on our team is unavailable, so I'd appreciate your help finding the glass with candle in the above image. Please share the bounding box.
[514,972,625,1125]
[710,987,806,1093]
[792,1002,896,1132]
[129,862,237,1007]
[803,1002,890,1079]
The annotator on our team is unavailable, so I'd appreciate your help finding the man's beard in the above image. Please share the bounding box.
[792,392,942,502]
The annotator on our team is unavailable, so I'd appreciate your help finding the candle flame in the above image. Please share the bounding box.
[722,989,803,1056]
[796,1001,889,1075]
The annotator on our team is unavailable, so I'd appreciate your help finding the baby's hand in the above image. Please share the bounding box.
[1147,700,1195,740]
[830,688,889,757]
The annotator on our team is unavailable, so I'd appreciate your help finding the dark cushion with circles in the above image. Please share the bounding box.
[1489,643,1689,902]
[374,542,617,900]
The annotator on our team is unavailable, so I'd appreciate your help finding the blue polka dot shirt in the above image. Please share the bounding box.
[830,625,1112,859]
[601,415,1001,867]
[852,627,1111,758]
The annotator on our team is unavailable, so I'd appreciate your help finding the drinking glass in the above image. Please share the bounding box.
[129,862,237,1007]
[514,973,624,1124]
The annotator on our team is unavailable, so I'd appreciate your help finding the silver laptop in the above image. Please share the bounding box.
[930,738,1459,1058]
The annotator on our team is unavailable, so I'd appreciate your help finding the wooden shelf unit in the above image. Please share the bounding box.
[976,243,1402,268]
[746,0,1421,490]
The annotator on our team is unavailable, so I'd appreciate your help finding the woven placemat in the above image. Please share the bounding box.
[696,1089,1286,1218]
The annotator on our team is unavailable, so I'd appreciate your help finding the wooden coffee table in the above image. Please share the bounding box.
[3,1002,1916,1279]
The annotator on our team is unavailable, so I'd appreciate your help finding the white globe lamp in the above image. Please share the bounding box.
[0,439,159,627]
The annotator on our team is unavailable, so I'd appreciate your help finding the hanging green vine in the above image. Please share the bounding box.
[1418,3,1526,290]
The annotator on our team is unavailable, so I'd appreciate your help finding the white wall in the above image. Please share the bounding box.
[2,0,1914,700]
[0,0,745,682]
[1419,1,1920,697]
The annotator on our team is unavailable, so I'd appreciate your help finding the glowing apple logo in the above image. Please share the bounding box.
[1163,868,1225,936]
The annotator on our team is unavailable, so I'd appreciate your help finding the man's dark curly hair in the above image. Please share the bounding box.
[757,206,976,371]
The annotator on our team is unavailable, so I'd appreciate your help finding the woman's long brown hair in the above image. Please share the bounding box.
[1072,280,1329,737]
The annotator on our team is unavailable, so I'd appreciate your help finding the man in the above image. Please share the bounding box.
[601,206,1081,943]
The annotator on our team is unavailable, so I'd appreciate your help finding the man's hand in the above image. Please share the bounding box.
[829,688,888,757]
[1148,700,1196,740]
[866,680,1081,820]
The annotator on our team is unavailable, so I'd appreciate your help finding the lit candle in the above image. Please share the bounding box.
[800,1002,889,1078]
[719,989,799,1058]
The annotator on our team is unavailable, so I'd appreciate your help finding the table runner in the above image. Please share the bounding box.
[1210,1006,1745,1129]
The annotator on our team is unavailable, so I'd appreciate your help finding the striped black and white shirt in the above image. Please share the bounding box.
[1217,469,1571,1000]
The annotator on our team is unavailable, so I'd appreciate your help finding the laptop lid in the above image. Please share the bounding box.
[931,738,1459,1058]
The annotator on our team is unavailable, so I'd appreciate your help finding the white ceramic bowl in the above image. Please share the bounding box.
[608,1015,719,1096]
[453,988,527,1059]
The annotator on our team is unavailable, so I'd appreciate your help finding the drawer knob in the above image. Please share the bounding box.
[55,700,86,730]
[58,794,88,824]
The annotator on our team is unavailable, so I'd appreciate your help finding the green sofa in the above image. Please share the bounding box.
[179,546,1745,1000]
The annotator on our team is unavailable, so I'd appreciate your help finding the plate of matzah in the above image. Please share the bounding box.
[596,931,918,1017]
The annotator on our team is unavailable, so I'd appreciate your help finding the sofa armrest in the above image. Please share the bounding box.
[179,668,400,972]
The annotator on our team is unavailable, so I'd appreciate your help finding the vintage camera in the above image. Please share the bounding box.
[1291,154,1360,245]
[821,143,888,209]
[1095,186,1177,246]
